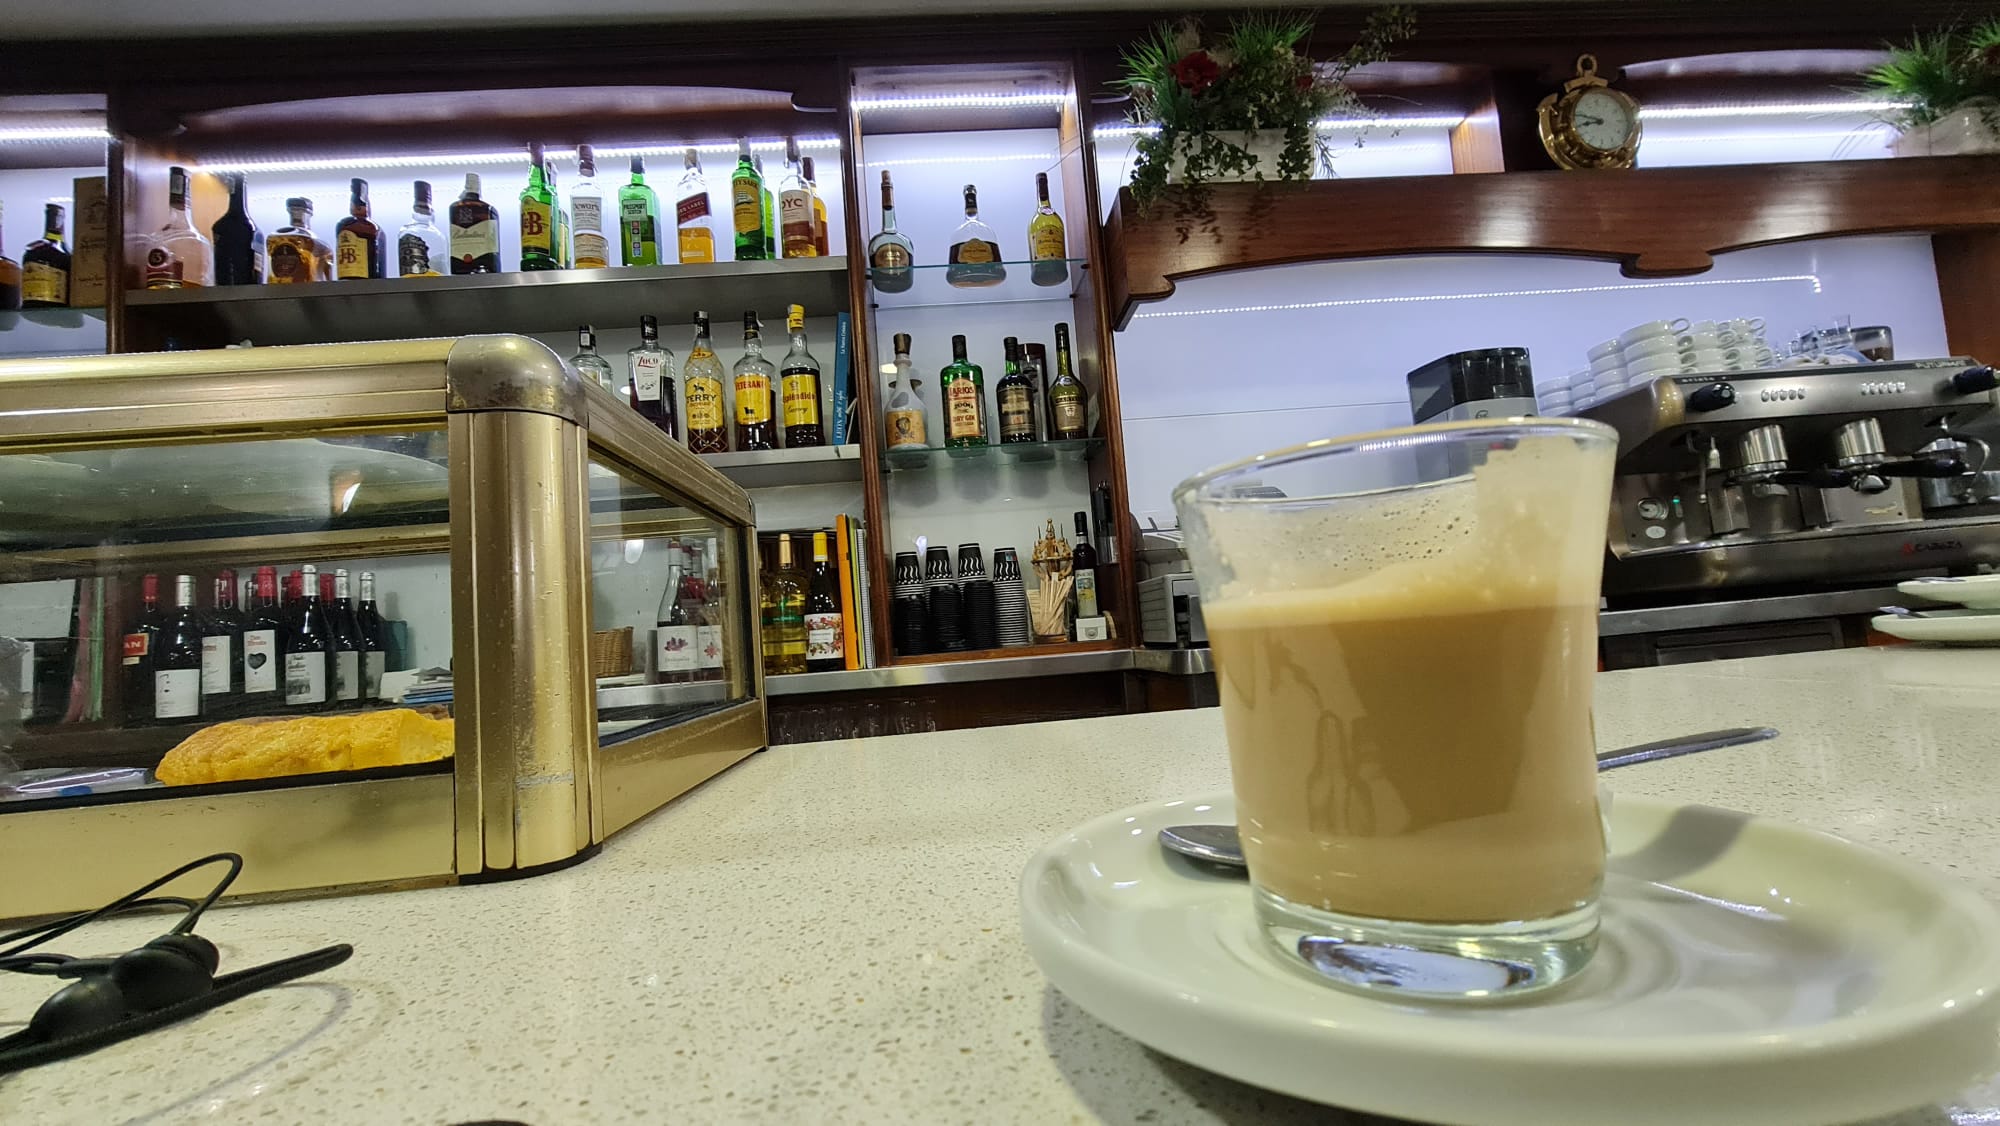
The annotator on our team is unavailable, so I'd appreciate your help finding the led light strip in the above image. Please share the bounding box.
[1639,127,1897,145]
[853,92,1070,112]
[0,126,112,143]
[1095,114,1464,141]
[1130,273,1824,322]
[1638,100,1913,121]
[197,137,843,174]
[863,152,1057,168]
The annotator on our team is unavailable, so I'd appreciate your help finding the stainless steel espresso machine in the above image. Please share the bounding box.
[1578,358,2000,664]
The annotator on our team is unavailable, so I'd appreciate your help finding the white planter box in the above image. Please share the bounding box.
[1892,101,2000,157]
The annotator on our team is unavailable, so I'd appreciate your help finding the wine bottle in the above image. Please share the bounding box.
[804,531,844,673]
[120,574,163,724]
[241,566,286,707]
[329,568,364,705]
[284,564,332,709]
[1070,510,1100,625]
[201,569,245,708]
[153,575,204,722]
[356,572,388,700]
[655,543,700,683]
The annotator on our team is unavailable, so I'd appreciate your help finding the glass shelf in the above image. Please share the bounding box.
[0,307,108,358]
[702,444,864,489]
[884,437,1098,471]
[868,259,1087,311]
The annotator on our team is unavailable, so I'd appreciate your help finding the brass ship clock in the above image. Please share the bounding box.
[1537,54,1642,170]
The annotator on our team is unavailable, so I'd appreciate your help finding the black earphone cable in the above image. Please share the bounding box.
[0,853,241,961]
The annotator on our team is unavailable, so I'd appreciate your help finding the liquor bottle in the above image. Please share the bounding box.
[655,542,702,683]
[733,311,777,451]
[779,304,824,448]
[866,171,914,294]
[626,315,679,440]
[618,156,663,267]
[519,144,559,271]
[569,146,608,270]
[145,166,214,289]
[883,333,929,451]
[757,157,776,260]
[547,156,571,269]
[397,181,446,277]
[946,184,1004,288]
[940,334,988,448]
[802,156,829,257]
[570,325,618,392]
[120,574,164,722]
[327,569,364,705]
[201,570,245,706]
[695,539,725,682]
[241,565,285,707]
[333,178,386,281]
[1070,510,1100,627]
[760,534,807,676]
[804,531,844,673]
[779,138,816,259]
[1023,342,1051,440]
[730,141,765,261]
[0,204,18,311]
[684,311,729,453]
[209,177,262,287]
[446,174,500,275]
[674,148,714,264]
[1029,171,1070,288]
[269,198,332,284]
[997,336,1038,444]
[356,571,388,700]
[21,203,73,307]
[1048,322,1088,440]
[284,564,332,710]
[153,575,204,722]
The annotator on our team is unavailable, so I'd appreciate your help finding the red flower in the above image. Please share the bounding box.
[1170,51,1222,95]
[1296,74,1315,91]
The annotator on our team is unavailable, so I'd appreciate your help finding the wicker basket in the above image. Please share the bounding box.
[590,627,634,678]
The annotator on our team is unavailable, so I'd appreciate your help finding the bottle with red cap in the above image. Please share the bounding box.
[240,566,286,709]
[120,575,164,724]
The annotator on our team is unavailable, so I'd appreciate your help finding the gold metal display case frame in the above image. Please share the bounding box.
[0,335,766,919]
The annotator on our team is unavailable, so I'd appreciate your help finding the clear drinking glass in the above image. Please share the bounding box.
[1173,417,1618,999]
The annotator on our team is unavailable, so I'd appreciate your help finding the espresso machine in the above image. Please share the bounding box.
[1578,358,2000,597]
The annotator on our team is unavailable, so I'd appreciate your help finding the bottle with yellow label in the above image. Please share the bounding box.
[733,310,777,450]
[675,148,715,264]
[1028,172,1069,288]
[778,304,824,447]
[685,311,729,453]
[334,178,385,280]
[941,334,988,448]
[730,141,766,262]
[519,144,558,271]
[947,184,1006,289]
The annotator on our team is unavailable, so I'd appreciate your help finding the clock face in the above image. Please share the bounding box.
[1572,89,1634,152]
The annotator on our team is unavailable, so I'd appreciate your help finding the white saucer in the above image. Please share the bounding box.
[1900,574,2000,609]
[1872,607,2000,644]
[1021,791,2000,1126]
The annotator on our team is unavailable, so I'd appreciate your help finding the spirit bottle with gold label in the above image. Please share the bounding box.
[778,304,824,447]
[941,334,988,448]
[867,171,914,293]
[334,178,385,280]
[733,311,777,450]
[684,311,729,453]
[946,184,1005,288]
[1028,172,1069,288]
[519,145,558,271]
[268,197,332,284]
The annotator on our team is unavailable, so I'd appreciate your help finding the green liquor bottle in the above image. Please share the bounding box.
[730,141,766,261]
[941,334,987,449]
[519,143,558,271]
[618,156,663,267]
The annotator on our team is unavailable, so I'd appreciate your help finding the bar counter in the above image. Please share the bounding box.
[4,645,1996,1124]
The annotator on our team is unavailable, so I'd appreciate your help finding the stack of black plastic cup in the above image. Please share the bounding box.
[925,546,965,652]
[892,551,928,657]
[958,543,997,652]
[993,548,1032,647]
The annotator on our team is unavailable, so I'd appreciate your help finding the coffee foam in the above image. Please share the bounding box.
[1194,435,1613,619]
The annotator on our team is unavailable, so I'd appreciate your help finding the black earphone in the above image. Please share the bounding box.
[0,852,353,1073]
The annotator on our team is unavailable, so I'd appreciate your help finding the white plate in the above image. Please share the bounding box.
[1021,791,2000,1126]
[1899,574,2000,609]
[1872,607,2000,644]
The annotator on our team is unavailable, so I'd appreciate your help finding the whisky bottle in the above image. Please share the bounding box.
[941,334,988,448]
[210,177,263,287]
[883,333,929,451]
[778,137,816,259]
[0,204,19,310]
[730,141,766,261]
[803,156,829,257]
[448,174,501,275]
[996,336,1038,444]
[519,145,558,271]
[757,156,776,260]
[778,304,824,447]
[617,156,663,267]
[21,204,72,307]
[733,311,777,451]
[675,148,715,264]
[1021,343,1050,441]
[865,171,916,294]
[569,146,608,270]
[569,325,618,392]
[760,533,808,676]
[268,198,331,284]
[946,184,1004,288]
[684,311,729,453]
[334,178,385,280]
[146,166,214,289]
[626,314,679,440]
[1048,322,1088,440]
[546,156,570,269]
[397,181,446,277]
[1028,171,1069,288]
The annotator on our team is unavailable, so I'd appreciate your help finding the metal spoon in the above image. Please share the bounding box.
[1159,726,1778,870]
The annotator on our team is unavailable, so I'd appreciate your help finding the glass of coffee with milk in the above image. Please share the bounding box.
[1173,417,1618,999]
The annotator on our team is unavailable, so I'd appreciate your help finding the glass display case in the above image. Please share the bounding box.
[0,334,765,918]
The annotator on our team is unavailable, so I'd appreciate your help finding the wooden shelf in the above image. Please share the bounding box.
[1104,155,2000,328]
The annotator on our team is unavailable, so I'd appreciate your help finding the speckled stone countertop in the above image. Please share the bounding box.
[4,645,1999,1125]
